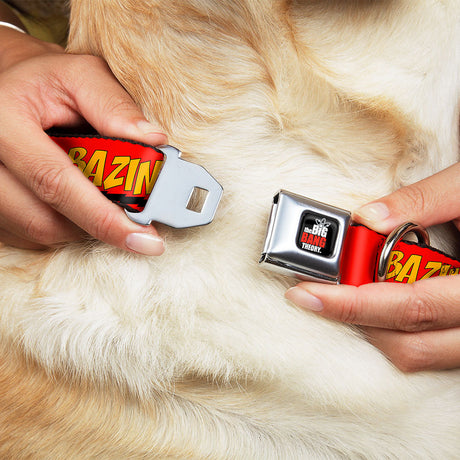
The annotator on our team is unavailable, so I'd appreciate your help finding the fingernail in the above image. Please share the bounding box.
[354,202,390,225]
[136,120,168,144]
[125,233,165,256]
[285,287,323,312]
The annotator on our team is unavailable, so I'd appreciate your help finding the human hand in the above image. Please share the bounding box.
[286,162,460,372]
[0,26,167,254]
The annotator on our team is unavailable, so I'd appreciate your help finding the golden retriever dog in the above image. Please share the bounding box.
[1,0,460,458]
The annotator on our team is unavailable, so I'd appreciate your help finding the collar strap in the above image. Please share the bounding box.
[260,190,460,286]
[50,133,223,228]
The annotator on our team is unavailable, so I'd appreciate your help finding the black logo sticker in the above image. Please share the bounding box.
[297,212,338,257]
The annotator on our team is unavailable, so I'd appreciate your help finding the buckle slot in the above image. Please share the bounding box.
[125,145,223,228]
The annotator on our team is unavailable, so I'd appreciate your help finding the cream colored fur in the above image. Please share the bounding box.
[0,0,459,458]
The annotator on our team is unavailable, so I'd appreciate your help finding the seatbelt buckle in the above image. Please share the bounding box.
[259,190,351,284]
[259,190,458,285]
[125,145,223,228]
[50,133,223,229]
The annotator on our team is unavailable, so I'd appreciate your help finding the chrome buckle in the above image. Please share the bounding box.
[125,145,223,228]
[259,190,351,284]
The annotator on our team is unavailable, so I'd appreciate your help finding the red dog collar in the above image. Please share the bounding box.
[50,133,223,228]
[260,190,460,286]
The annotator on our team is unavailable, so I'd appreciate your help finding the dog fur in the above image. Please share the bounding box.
[1,0,460,458]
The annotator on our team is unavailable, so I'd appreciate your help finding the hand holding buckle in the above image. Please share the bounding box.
[259,191,442,285]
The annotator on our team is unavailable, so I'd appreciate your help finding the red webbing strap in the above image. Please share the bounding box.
[340,224,460,286]
[339,225,383,286]
[50,134,164,212]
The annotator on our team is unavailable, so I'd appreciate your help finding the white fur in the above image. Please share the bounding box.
[1,0,460,457]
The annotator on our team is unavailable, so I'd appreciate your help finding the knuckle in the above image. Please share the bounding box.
[98,96,140,137]
[61,55,110,93]
[398,182,427,216]
[30,164,68,208]
[90,210,118,243]
[396,292,438,332]
[391,335,434,373]
[104,94,136,117]
[24,216,60,246]
[337,298,359,323]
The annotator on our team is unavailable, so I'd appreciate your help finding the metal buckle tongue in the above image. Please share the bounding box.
[125,145,223,228]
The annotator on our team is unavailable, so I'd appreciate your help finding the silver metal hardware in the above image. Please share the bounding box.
[259,190,351,284]
[377,222,430,282]
[125,145,223,228]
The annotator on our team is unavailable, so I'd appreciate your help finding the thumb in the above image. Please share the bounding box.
[353,162,460,234]
[67,55,168,146]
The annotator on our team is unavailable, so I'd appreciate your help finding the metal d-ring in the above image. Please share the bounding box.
[377,222,430,282]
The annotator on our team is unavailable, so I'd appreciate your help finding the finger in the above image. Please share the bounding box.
[0,124,165,255]
[0,164,84,245]
[0,56,166,255]
[352,162,460,234]
[363,326,460,372]
[1,52,167,145]
[58,55,168,146]
[285,275,460,332]
[0,227,48,250]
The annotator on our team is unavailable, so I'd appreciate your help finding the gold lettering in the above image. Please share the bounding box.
[82,150,107,186]
[103,156,130,190]
[386,250,404,280]
[420,261,442,280]
[68,147,87,170]
[134,159,163,195]
[395,254,422,284]
[440,264,452,276]
[125,158,140,191]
